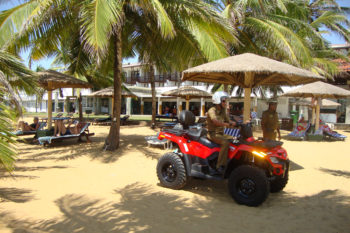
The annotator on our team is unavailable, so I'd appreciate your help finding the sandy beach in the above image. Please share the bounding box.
[0,122,350,233]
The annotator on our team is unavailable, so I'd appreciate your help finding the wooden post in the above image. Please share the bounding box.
[243,72,253,122]
[140,97,144,115]
[176,97,181,116]
[179,100,183,113]
[315,97,321,131]
[186,96,190,110]
[158,97,162,115]
[47,82,53,129]
[200,97,205,116]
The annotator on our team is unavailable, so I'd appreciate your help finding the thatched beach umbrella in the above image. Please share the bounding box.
[89,86,136,113]
[283,81,350,130]
[161,86,211,111]
[292,98,340,107]
[89,86,136,98]
[38,70,92,128]
[182,53,324,122]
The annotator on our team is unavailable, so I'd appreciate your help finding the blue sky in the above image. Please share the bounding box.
[1,0,349,69]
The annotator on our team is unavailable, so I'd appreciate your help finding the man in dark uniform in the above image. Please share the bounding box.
[261,99,281,141]
[207,91,237,173]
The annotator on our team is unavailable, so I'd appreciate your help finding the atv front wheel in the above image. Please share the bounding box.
[228,165,269,206]
[270,166,289,193]
[157,152,187,189]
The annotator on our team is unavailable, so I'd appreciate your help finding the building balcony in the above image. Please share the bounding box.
[125,72,181,84]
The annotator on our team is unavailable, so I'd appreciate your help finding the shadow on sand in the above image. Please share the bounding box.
[0,183,349,233]
[319,167,350,179]
[0,187,34,203]
[14,129,164,166]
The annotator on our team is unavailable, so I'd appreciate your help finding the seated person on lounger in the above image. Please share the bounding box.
[17,117,40,131]
[54,120,83,136]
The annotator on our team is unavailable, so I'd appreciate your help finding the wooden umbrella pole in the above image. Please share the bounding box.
[243,72,253,122]
[315,97,321,131]
[47,81,53,129]
[186,96,189,111]
[48,90,53,129]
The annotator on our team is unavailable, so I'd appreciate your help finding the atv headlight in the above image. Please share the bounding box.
[252,151,267,158]
[269,156,280,164]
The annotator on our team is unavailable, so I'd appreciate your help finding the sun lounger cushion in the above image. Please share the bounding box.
[38,123,90,145]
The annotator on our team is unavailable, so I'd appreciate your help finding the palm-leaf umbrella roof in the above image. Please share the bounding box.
[37,70,92,90]
[161,86,211,99]
[182,53,324,122]
[283,81,350,99]
[36,70,92,129]
[182,53,324,87]
[283,81,350,131]
[292,98,340,107]
[89,87,136,97]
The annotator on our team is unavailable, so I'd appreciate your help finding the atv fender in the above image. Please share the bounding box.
[182,153,192,177]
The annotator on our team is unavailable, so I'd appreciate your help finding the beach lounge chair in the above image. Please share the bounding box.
[319,123,346,141]
[38,122,94,146]
[145,134,171,149]
[224,128,241,138]
[93,115,129,126]
[93,116,112,125]
[120,115,130,125]
[13,122,47,136]
[284,122,310,140]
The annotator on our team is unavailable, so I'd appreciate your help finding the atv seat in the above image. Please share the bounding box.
[198,137,220,149]
[187,127,207,141]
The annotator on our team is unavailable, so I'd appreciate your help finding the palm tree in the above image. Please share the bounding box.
[1,0,235,151]
[0,50,35,171]
[0,87,17,172]
[211,0,350,97]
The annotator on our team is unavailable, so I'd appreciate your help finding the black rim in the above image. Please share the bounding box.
[161,162,177,182]
[237,178,257,198]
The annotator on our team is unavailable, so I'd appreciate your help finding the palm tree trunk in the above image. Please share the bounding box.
[104,27,122,151]
[150,65,156,128]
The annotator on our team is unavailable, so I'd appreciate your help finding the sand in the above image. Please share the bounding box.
[0,121,350,233]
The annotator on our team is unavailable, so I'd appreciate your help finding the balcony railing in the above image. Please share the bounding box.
[125,72,181,84]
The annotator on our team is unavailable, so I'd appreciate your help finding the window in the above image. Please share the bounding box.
[101,98,109,107]
[131,70,140,78]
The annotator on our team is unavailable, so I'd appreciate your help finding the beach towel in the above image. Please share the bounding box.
[285,123,310,140]
[319,123,346,140]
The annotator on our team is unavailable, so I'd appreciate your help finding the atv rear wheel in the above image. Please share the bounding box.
[270,166,289,193]
[228,165,269,206]
[157,152,187,189]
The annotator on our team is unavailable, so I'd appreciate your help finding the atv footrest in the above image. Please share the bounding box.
[191,163,209,174]
[190,170,224,180]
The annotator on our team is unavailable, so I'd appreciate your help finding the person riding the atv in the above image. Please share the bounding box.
[207,91,237,173]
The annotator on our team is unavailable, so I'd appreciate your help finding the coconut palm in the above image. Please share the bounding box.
[0,87,17,172]
[1,0,235,150]
[211,0,349,97]
[0,51,35,172]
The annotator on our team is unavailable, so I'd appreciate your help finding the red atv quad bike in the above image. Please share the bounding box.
[156,111,289,207]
